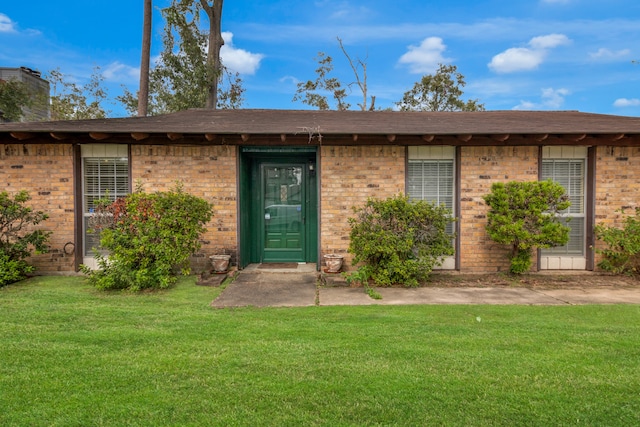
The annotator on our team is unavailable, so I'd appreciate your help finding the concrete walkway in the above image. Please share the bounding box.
[210,264,640,308]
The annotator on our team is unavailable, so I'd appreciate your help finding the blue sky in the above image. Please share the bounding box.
[2,0,640,117]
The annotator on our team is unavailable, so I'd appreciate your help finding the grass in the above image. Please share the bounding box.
[1,276,640,426]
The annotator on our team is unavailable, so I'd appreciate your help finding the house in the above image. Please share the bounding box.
[0,67,50,122]
[1,109,640,275]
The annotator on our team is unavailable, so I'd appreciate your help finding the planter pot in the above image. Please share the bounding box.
[323,254,344,273]
[210,254,231,273]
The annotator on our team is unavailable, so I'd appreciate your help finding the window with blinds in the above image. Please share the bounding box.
[83,157,129,255]
[408,159,455,234]
[541,159,585,255]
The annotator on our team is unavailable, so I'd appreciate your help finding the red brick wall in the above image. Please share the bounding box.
[131,145,238,271]
[459,146,539,272]
[0,144,76,273]
[320,145,405,269]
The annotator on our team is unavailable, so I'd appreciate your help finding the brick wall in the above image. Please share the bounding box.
[131,145,238,271]
[0,144,76,273]
[9,141,640,276]
[459,146,539,272]
[320,145,405,269]
[593,146,640,266]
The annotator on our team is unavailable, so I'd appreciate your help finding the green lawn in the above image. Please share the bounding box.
[1,276,639,426]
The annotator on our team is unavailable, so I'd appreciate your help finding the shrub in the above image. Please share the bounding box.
[595,208,640,275]
[81,183,213,291]
[347,194,455,287]
[0,190,51,287]
[483,180,571,274]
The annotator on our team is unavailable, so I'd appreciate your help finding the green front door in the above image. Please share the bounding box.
[239,149,318,266]
[262,163,305,262]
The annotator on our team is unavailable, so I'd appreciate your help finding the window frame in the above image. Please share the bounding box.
[406,146,458,270]
[80,145,130,261]
[540,158,586,255]
[539,146,589,269]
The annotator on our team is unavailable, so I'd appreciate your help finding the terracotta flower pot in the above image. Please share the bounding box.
[323,254,344,273]
[210,254,231,273]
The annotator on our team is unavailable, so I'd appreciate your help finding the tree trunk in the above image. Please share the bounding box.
[200,0,224,109]
[137,0,152,117]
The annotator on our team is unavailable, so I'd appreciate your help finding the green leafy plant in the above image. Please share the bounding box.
[81,183,213,291]
[347,194,455,287]
[342,266,382,299]
[0,191,51,287]
[364,285,383,300]
[595,208,640,275]
[483,180,571,274]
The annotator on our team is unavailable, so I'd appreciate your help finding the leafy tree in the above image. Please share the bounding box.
[347,194,455,287]
[0,191,51,287]
[396,64,485,112]
[0,79,32,122]
[483,180,571,274]
[48,67,110,120]
[293,52,349,110]
[119,0,243,115]
[81,183,213,291]
[293,37,375,111]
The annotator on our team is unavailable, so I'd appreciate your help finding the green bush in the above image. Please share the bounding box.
[347,194,455,287]
[0,190,50,287]
[0,254,33,287]
[82,184,213,291]
[595,208,640,275]
[483,180,571,274]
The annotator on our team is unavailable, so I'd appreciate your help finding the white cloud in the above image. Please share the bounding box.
[489,48,546,73]
[613,98,640,107]
[529,34,570,49]
[514,100,537,110]
[589,48,631,61]
[221,32,264,75]
[0,13,16,32]
[513,87,570,110]
[103,61,139,83]
[540,87,570,108]
[279,75,300,86]
[488,33,571,73]
[397,37,451,74]
[313,1,373,21]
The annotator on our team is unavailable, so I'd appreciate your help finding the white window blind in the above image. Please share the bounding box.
[408,159,455,234]
[83,157,129,255]
[408,160,454,209]
[84,158,129,212]
[541,159,585,255]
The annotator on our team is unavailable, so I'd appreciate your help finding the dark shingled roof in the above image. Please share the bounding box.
[2,109,640,137]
